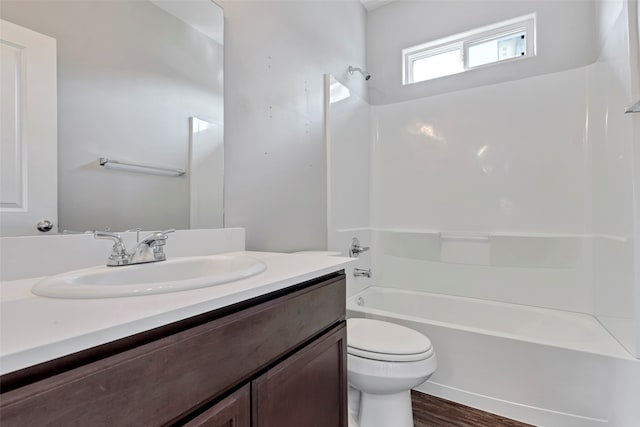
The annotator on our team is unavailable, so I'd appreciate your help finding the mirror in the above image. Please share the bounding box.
[0,0,224,234]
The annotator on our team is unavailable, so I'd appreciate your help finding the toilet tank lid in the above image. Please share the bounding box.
[347,318,432,355]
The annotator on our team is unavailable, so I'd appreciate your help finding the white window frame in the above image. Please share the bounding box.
[402,13,536,85]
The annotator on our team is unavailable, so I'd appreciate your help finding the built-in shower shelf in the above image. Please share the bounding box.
[374,229,630,269]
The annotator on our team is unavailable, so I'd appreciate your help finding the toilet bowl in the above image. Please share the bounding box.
[347,318,437,427]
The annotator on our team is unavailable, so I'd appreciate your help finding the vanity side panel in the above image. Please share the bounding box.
[0,275,345,426]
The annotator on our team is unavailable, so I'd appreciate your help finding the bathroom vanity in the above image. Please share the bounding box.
[1,270,346,426]
[0,233,353,427]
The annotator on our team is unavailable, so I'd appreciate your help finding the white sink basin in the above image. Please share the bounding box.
[31,255,267,299]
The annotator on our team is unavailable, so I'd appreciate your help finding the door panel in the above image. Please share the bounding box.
[0,19,57,236]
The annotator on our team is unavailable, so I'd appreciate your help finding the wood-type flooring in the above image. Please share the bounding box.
[411,390,536,427]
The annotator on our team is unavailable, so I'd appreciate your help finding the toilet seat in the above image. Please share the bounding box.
[348,346,434,362]
[347,318,433,362]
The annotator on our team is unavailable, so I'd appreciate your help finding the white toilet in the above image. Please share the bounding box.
[347,318,437,427]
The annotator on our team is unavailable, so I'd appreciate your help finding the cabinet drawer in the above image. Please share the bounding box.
[0,274,345,426]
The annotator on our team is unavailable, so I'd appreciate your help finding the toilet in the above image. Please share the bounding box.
[347,318,437,427]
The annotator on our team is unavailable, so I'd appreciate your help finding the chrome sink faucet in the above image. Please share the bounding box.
[94,229,175,266]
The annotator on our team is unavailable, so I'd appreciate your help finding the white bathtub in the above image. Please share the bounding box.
[347,287,640,427]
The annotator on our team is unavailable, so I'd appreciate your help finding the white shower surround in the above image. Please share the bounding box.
[324,1,640,423]
[359,0,640,360]
[368,58,638,356]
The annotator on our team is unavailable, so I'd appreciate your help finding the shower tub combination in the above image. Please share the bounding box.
[347,287,639,427]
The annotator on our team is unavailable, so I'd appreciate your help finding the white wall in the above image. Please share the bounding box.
[1,1,223,232]
[631,0,640,361]
[588,0,639,357]
[326,75,372,296]
[367,0,597,104]
[223,0,367,252]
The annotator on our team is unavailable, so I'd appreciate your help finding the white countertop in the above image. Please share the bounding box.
[0,251,355,376]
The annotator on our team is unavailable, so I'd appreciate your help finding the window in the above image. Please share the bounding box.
[403,14,536,85]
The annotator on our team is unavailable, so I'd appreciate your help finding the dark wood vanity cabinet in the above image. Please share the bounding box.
[0,271,347,427]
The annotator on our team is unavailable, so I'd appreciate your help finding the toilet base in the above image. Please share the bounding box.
[358,390,414,427]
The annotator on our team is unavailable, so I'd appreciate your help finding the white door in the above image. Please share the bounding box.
[0,19,57,236]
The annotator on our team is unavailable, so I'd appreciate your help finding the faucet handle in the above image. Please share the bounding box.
[124,227,142,242]
[94,230,130,266]
[140,229,175,246]
[135,229,174,262]
[94,230,124,248]
[157,229,176,242]
[349,237,370,258]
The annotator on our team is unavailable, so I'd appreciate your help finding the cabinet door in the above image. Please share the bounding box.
[252,324,347,427]
[184,385,250,427]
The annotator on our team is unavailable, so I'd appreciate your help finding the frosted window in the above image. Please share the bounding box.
[412,49,462,82]
[402,14,535,85]
[467,32,526,68]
